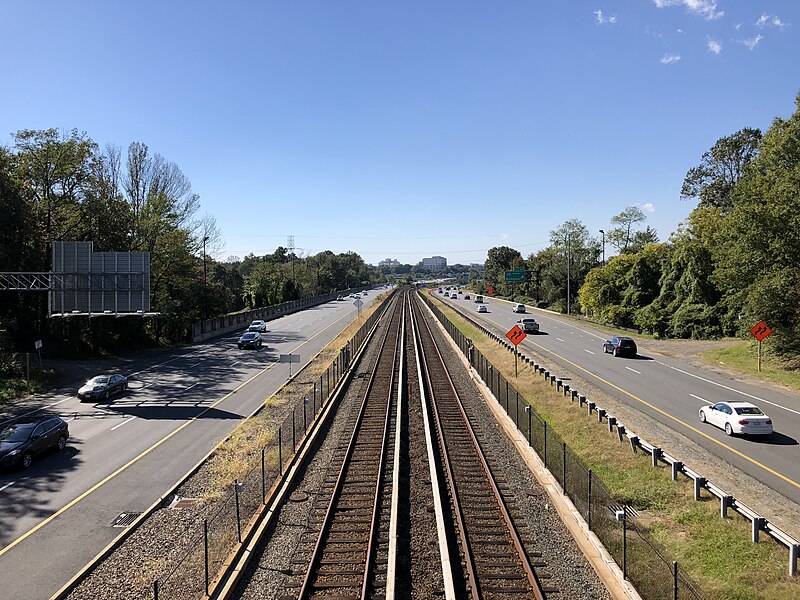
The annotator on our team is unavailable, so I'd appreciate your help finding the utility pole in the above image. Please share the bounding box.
[287,235,296,292]
[203,236,209,318]
[599,229,605,265]
[566,235,571,316]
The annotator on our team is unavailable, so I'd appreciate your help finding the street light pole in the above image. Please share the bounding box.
[566,235,571,317]
[599,229,605,265]
[202,236,210,318]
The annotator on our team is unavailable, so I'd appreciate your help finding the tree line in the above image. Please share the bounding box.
[0,129,381,359]
[479,92,800,357]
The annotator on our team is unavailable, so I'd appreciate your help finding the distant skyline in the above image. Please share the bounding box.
[2,1,798,266]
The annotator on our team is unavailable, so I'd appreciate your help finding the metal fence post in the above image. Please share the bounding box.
[292,411,296,451]
[588,469,593,530]
[526,405,531,446]
[204,519,210,595]
[505,380,509,412]
[303,397,307,432]
[514,391,518,423]
[562,442,567,495]
[543,420,548,468]
[278,427,283,475]
[153,580,159,600]
[235,480,242,543]
[673,561,678,600]
[261,447,266,503]
[623,505,628,580]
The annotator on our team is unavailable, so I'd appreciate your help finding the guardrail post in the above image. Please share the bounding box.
[671,460,682,481]
[752,517,764,543]
[694,476,706,501]
[578,395,586,407]
[629,435,639,454]
[555,379,561,391]
[721,495,732,519]
[790,544,799,576]
[587,401,595,415]
[616,424,625,442]
[597,408,605,423]
[652,447,661,468]
[571,389,578,402]
[204,519,210,595]
[235,480,242,543]
[608,416,616,432]
[563,383,569,396]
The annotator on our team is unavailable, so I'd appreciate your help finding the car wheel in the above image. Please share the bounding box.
[105,390,111,401]
[57,435,67,451]
[613,348,618,357]
[123,382,128,392]
[725,422,733,436]
[699,410,706,423]
[21,452,33,469]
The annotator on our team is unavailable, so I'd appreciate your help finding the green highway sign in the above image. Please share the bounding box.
[505,270,525,282]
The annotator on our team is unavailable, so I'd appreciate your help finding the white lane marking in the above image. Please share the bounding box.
[556,337,565,342]
[690,393,707,403]
[584,349,595,355]
[0,482,14,492]
[188,362,201,369]
[184,382,200,392]
[229,361,240,367]
[139,383,151,390]
[625,366,642,374]
[656,361,800,416]
[110,417,136,431]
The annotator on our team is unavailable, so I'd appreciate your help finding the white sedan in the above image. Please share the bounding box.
[248,320,267,333]
[699,401,773,436]
[477,305,488,313]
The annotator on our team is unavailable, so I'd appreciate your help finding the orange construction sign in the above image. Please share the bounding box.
[506,325,527,346]
[750,321,772,342]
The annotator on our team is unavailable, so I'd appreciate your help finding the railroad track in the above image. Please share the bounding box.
[409,293,551,600]
[229,289,554,599]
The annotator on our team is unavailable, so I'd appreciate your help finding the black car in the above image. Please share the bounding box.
[603,336,637,357]
[238,331,263,349]
[78,373,128,402]
[0,416,69,470]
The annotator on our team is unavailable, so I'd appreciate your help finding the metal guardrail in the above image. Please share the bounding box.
[432,292,800,577]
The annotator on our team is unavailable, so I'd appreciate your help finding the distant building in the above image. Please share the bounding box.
[419,256,447,269]
[378,258,401,267]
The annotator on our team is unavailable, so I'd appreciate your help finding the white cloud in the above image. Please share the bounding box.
[677,28,685,34]
[756,14,790,29]
[740,35,763,50]
[594,9,618,25]
[734,22,743,31]
[641,203,656,214]
[653,0,724,20]
[660,53,682,64]
[707,38,722,54]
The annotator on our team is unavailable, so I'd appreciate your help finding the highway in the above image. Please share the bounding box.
[0,292,383,599]
[437,290,800,505]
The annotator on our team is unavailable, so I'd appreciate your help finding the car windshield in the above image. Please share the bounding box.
[0,424,35,442]
[735,406,764,415]
[87,376,109,386]
[242,333,256,339]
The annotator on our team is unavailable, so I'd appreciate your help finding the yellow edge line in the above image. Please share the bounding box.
[520,337,800,491]
[0,309,356,558]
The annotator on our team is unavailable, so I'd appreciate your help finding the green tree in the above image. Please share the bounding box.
[681,127,761,214]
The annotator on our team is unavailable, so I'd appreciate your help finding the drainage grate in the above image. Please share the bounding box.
[111,512,142,527]
[169,496,200,510]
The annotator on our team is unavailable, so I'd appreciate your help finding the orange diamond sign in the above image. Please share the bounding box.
[750,321,772,342]
[506,325,526,346]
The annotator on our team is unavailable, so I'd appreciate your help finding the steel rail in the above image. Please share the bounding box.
[297,292,403,598]
[411,293,547,600]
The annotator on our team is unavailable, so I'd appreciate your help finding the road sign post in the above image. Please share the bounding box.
[280,353,301,378]
[353,298,363,319]
[750,321,773,372]
[506,325,527,377]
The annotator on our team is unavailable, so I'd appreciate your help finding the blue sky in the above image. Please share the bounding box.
[2,1,798,266]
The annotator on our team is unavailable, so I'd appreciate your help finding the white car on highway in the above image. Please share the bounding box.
[248,320,267,333]
[477,305,488,313]
[699,401,773,436]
